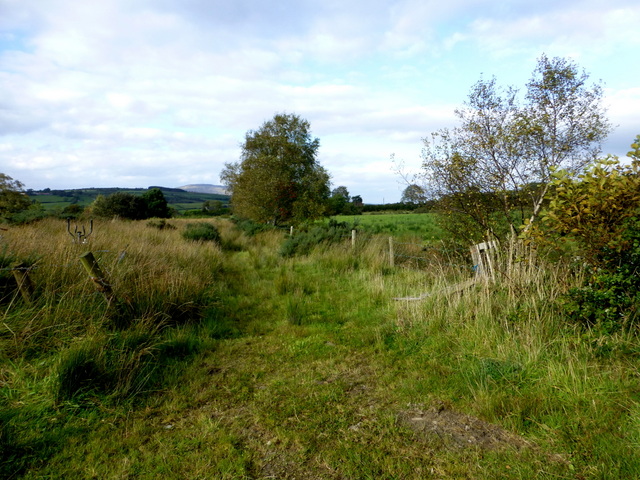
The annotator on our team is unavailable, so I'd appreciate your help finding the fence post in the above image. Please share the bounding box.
[351,229,356,249]
[79,251,114,301]
[11,262,34,303]
[389,237,395,268]
[290,226,294,236]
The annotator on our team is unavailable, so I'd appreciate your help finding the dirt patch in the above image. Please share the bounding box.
[398,401,534,452]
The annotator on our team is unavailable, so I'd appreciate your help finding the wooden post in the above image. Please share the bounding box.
[290,226,294,236]
[11,262,34,303]
[79,251,114,301]
[389,237,395,268]
[351,229,356,249]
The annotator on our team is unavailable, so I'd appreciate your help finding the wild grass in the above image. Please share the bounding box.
[334,212,446,242]
[1,216,639,478]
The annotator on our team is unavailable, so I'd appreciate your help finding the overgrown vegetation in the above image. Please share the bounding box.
[1,212,639,478]
[532,136,640,333]
[181,222,221,243]
[280,219,356,256]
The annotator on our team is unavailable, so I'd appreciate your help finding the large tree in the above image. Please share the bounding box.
[420,55,612,241]
[221,113,330,225]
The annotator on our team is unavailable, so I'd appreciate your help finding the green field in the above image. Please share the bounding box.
[334,212,446,242]
[28,188,229,213]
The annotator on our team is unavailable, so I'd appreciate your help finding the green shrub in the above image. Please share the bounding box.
[563,215,640,332]
[231,217,272,236]
[537,137,640,332]
[280,220,354,257]
[182,222,221,243]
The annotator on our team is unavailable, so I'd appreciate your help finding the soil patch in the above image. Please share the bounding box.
[398,402,534,451]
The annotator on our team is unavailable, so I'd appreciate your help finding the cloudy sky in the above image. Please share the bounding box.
[1,0,638,203]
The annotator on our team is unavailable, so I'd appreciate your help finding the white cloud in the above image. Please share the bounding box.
[0,0,638,202]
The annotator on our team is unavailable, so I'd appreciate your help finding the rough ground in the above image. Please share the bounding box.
[397,401,534,451]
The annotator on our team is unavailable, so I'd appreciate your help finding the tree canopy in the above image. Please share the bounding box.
[91,188,170,220]
[420,54,612,242]
[400,184,427,205]
[0,174,31,220]
[221,113,330,225]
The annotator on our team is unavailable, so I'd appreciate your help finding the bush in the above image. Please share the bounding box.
[536,137,640,332]
[563,215,640,332]
[231,217,272,236]
[182,222,221,243]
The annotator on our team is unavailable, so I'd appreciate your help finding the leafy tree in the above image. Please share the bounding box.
[328,186,350,215]
[92,189,171,220]
[331,186,350,203]
[141,188,170,218]
[420,55,612,242]
[0,174,31,220]
[220,113,330,225]
[400,184,427,205]
[92,192,147,220]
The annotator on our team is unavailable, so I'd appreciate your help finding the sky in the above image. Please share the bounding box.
[0,0,639,204]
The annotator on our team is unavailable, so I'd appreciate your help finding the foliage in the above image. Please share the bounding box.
[92,192,147,220]
[280,219,354,256]
[328,186,363,215]
[181,222,221,243]
[0,174,32,221]
[231,216,273,236]
[141,188,171,218]
[92,188,171,220]
[221,113,331,225]
[202,200,230,216]
[400,184,427,205]
[420,55,611,243]
[537,137,640,331]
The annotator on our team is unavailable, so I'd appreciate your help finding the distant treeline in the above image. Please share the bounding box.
[362,201,436,213]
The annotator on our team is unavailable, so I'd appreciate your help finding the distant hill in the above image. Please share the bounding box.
[178,184,229,195]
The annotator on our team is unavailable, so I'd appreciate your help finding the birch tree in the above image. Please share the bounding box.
[421,55,612,242]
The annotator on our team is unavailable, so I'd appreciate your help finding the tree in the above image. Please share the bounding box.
[0,174,31,220]
[221,113,330,225]
[420,55,612,242]
[92,192,148,220]
[400,184,427,205]
[141,188,170,218]
[331,186,350,203]
[328,186,350,215]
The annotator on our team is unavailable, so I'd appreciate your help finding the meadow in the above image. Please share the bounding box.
[334,212,446,242]
[1,216,639,479]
